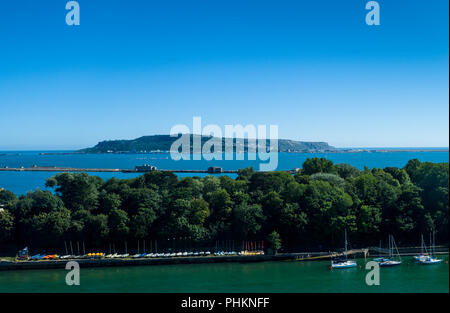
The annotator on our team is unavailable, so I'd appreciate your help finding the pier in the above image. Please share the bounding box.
[0,166,239,174]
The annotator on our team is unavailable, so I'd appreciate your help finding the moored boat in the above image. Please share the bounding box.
[418,232,442,265]
[378,235,402,267]
[331,230,357,269]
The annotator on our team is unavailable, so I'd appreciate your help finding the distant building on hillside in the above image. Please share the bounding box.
[135,164,157,172]
[208,166,223,173]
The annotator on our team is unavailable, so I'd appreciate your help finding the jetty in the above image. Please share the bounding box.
[0,166,239,174]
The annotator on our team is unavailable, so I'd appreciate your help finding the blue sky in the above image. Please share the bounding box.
[0,0,448,149]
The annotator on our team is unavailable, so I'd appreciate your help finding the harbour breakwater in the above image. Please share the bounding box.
[0,166,240,174]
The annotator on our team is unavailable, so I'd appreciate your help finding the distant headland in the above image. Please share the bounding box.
[75,134,336,154]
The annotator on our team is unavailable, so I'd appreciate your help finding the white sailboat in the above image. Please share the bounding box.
[378,235,402,267]
[414,234,429,262]
[373,240,389,262]
[331,229,357,269]
[418,232,442,265]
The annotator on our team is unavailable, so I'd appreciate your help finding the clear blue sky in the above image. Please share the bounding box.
[0,0,448,149]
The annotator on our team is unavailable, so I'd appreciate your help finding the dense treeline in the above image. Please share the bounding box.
[0,158,448,253]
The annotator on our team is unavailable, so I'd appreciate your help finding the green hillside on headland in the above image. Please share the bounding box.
[78,135,335,153]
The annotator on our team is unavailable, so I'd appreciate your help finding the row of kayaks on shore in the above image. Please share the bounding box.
[30,253,105,260]
[26,250,265,261]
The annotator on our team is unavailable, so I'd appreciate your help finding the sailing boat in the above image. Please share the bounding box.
[373,240,389,262]
[378,235,402,267]
[418,232,442,265]
[331,229,357,269]
[414,234,429,262]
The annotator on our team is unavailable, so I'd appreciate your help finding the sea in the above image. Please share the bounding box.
[0,256,448,293]
[0,150,448,195]
[0,150,448,293]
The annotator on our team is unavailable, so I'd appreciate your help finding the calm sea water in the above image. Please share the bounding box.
[0,256,448,293]
[0,151,448,195]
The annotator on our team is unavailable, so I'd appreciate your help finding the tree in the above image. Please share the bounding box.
[335,163,360,179]
[132,207,156,239]
[237,167,255,181]
[98,191,121,214]
[0,189,16,204]
[302,158,336,175]
[46,173,102,211]
[357,205,382,239]
[262,191,283,231]
[0,210,14,242]
[207,189,233,219]
[266,231,282,254]
[233,203,265,238]
[30,208,71,245]
[121,188,161,216]
[310,173,346,188]
[189,198,210,225]
[84,213,109,245]
[108,209,130,240]
[279,203,308,240]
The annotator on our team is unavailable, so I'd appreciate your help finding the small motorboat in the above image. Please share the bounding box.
[331,260,357,269]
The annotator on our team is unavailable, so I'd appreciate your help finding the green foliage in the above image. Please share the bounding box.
[108,208,130,240]
[0,189,17,204]
[46,173,102,211]
[0,209,14,242]
[302,158,336,175]
[267,231,282,252]
[233,203,265,238]
[2,158,448,249]
[335,163,360,179]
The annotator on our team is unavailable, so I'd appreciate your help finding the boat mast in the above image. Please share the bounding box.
[420,234,423,254]
[391,235,401,261]
[422,234,429,255]
[429,233,432,257]
[433,231,436,256]
[388,235,392,258]
[344,229,348,260]
[379,240,381,258]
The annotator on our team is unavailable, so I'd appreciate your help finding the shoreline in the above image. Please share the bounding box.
[0,254,297,271]
[1,250,448,271]
[36,149,450,155]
